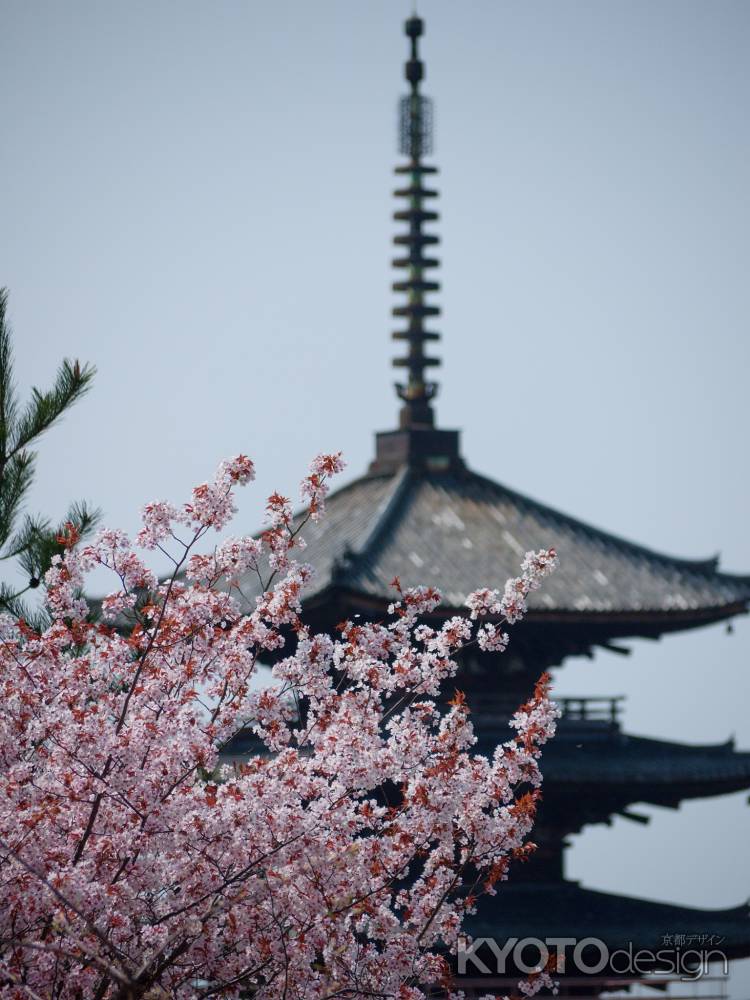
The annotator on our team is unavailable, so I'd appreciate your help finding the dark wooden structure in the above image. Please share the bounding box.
[232,16,750,995]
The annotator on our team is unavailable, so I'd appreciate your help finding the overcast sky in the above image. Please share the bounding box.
[2,1,749,995]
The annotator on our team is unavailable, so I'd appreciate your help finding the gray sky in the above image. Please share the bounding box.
[2,0,749,994]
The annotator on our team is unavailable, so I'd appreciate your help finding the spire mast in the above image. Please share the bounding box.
[392,15,441,430]
[370,16,461,474]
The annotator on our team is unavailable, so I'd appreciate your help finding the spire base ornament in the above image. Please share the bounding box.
[368,426,463,476]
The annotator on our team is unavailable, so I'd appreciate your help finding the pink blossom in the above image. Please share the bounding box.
[522,547,558,588]
[0,455,557,1000]
[301,452,346,521]
[477,623,510,652]
[136,499,179,549]
[466,587,502,619]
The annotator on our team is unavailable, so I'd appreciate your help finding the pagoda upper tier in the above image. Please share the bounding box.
[237,455,750,665]
[235,13,750,663]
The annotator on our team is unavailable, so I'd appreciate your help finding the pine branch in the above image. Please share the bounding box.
[0,501,101,627]
[0,450,35,553]
[0,583,48,632]
[0,582,30,620]
[0,290,98,629]
[17,500,102,585]
[2,513,50,557]
[10,357,96,457]
[0,288,19,460]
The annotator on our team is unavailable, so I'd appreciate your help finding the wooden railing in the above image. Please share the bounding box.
[557,695,625,726]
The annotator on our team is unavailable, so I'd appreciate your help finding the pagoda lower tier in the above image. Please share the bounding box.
[219,692,750,971]
[451,693,750,987]
[218,709,750,993]
[219,695,750,837]
[457,880,750,992]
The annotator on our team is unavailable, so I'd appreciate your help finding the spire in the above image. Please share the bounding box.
[369,16,461,475]
[392,15,441,430]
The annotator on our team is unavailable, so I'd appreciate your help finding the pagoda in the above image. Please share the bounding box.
[233,15,750,995]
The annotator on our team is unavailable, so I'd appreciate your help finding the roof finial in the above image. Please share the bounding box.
[391,15,441,430]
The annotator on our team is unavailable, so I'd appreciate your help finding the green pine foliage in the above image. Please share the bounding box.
[0,288,100,629]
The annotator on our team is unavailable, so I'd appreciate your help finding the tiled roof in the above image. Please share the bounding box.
[465,881,750,959]
[498,719,750,825]
[238,464,750,622]
[469,705,750,794]
[539,730,750,789]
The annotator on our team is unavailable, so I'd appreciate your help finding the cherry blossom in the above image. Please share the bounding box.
[0,453,557,1000]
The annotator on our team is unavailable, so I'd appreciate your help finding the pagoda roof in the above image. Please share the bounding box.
[464,880,750,961]
[472,703,750,802]
[241,458,750,636]
[491,714,750,833]
[540,730,750,793]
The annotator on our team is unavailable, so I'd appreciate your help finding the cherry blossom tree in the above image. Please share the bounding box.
[0,452,557,1000]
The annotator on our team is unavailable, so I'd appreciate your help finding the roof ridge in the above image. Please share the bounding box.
[350,465,413,564]
[328,467,413,587]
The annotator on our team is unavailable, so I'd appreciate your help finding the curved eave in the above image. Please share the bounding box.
[541,768,750,800]
[485,731,750,795]
[464,881,750,962]
[299,583,749,637]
